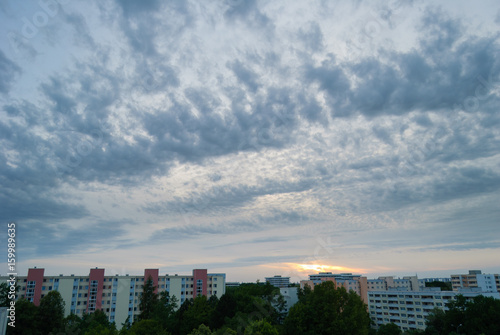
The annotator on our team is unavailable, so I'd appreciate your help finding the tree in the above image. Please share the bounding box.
[119,316,132,334]
[424,307,446,335]
[424,294,500,335]
[152,291,178,330]
[138,275,158,321]
[37,290,65,334]
[212,292,238,329]
[1,282,10,307]
[244,320,279,335]
[179,295,215,334]
[283,281,371,335]
[79,309,118,335]
[128,319,170,335]
[6,298,40,335]
[63,313,84,334]
[188,324,214,335]
[424,281,452,291]
[377,323,401,335]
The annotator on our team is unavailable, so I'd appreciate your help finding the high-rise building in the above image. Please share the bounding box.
[368,288,500,332]
[279,287,298,314]
[300,272,368,304]
[451,270,500,293]
[265,275,290,288]
[2,267,225,327]
[367,276,420,292]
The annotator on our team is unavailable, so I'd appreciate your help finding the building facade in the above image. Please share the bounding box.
[368,288,500,332]
[451,270,500,293]
[300,272,369,304]
[367,276,420,292]
[265,275,290,288]
[279,287,298,314]
[3,267,225,327]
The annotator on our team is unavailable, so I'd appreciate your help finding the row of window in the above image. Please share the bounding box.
[20,276,220,283]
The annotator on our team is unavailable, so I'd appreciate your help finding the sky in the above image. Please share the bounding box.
[0,0,499,283]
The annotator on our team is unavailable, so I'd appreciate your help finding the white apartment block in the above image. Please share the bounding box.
[368,288,500,332]
[279,287,298,314]
[368,276,420,292]
[2,267,225,327]
[265,275,290,288]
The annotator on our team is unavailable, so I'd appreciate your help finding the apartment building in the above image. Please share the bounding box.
[3,267,226,327]
[300,272,368,304]
[418,277,451,290]
[279,287,299,314]
[367,276,420,292]
[368,288,500,332]
[451,270,500,293]
[265,275,290,288]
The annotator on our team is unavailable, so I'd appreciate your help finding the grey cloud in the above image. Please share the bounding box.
[419,7,463,53]
[228,60,260,93]
[0,50,21,94]
[65,12,96,49]
[118,0,162,16]
[304,9,500,119]
[298,22,324,52]
[12,220,131,259]
[146,210,310,244]
[303,56,351,117]
[143,180,314,216]
[232,254,305,265]
[149,219,260,242]
[224,0,273,30]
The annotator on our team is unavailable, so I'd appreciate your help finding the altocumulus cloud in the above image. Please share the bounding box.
[0,0,499,279]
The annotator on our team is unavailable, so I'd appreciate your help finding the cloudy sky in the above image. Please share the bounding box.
[1,0,499,282]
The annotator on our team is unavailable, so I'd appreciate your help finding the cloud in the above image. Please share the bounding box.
[1,1,499,278]
[13,220,132,259]
[0,50,21,94]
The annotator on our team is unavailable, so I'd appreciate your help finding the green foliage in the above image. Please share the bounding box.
[1,282,12,307]
[188,324,215,335]
[377,323,401,335]
[424,294,500,335]
[283,281,371,335]
[152,291,178,329]
[215,327,238,335]
[243,319,279,335]
[128,319,171,335]
[424,281,452,291]
[6,298,40,335]
[81,309,118,334]
[138,276,158,321]
[175,295,216,334]
[38,290,65,334]
[212,292,238,329]
[61,310,118,335]
[402,330,424,335]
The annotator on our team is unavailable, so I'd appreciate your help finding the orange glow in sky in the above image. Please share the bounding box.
[290,263,366,274]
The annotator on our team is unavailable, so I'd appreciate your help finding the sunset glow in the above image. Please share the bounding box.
[288,263,366,274]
